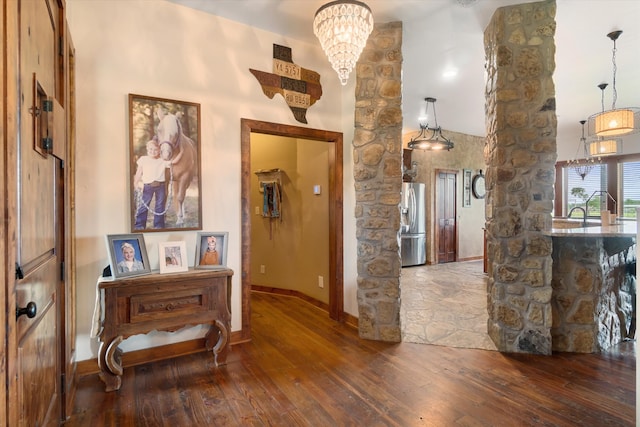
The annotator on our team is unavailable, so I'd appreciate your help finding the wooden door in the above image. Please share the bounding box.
[436,170,457,263]
[6,0,66,425]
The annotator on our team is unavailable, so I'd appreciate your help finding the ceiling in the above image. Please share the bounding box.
[167,0,640,158]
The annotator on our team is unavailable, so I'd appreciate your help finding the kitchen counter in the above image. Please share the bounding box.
[545,220,637,352]
[545,220,637,237]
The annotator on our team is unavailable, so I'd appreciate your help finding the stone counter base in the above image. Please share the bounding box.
[551,236,636,352]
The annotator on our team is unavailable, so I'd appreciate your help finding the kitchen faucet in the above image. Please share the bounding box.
[567,206,587,226]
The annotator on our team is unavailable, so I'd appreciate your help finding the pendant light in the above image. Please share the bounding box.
[313,0,374,85]
[585,84,623,156]
[408,97,454,151]
[587,30,639,137]
[567,120,596,180]
[587,137,623,157]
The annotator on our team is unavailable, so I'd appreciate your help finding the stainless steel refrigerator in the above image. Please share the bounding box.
[401,182,426,267]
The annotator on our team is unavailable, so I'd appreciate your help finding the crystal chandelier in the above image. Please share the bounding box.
[587,30,639,137]
[567,120,596,180]
[408,98,454,151]
[313,0,374,85]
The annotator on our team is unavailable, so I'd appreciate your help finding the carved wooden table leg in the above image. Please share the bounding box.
[205,319,229,366]
[98,335,124,391]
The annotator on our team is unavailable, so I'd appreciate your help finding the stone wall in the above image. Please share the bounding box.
[551,237,636,352]
[484,0,557,354]
[354,21,403,341]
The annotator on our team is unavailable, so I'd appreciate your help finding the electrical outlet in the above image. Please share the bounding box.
[318,275,324,288]
[255,206,260,215]
[260,265,265,274]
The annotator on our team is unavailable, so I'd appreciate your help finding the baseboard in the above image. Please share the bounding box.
[76,330,247,378]
[457,256,484,262]
[251,285,330,311]
[343,311,359,329]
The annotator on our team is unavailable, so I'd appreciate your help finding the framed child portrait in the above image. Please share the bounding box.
[128,94,202,233]
[195,232,228,269]
[158,241,189,274]
[106,233,151,279]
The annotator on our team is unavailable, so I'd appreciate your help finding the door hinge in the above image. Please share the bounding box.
[42,137,53,152]
[15,263,24,280]
[61,261,65,280]
[59,36,64,57]
[61,373,66,395]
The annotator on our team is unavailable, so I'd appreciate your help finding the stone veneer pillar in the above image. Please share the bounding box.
[484,0,557,354]
[354,21,403,341]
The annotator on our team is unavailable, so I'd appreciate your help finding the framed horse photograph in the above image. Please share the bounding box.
[128,94,202,232]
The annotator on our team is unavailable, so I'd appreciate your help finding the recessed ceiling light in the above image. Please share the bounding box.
[442,68,458,79]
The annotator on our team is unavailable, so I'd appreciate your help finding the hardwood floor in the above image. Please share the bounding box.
[66,291,635,426]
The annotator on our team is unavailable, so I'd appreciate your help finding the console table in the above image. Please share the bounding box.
[97,268,232,391]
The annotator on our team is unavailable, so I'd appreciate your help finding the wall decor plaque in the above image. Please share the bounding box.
[249,44,323,124]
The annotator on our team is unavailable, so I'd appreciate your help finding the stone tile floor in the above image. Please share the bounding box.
[400,259,635,355]
[400,260,498,351]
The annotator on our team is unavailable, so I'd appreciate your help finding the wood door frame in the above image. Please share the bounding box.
[434,169,459,264]
[239,119,344,342]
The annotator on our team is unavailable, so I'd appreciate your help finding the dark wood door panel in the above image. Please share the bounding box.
[18,304,59,427]
[11,0,62,425]
[436,171,457,263]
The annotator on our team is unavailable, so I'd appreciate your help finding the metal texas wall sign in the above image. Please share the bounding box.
[250,44,322,124]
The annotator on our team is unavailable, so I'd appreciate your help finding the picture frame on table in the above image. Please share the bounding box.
[195,232,229,269]
[106,233,151,279]
[128,93,202,233]
[158,241,189,274]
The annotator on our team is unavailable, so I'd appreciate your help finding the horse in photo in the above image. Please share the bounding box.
[156,109,197,226]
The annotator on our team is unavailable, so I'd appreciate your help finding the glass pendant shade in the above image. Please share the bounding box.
[313,1,373,85]
[592,108,635,136]
[587,138,622,156]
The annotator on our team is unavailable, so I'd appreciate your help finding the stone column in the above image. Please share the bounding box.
[354,21,403,341]
[484,0,557,354]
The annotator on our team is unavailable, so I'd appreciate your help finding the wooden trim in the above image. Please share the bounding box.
[0,4,8,425]
[5,1,20,424]
[251,286,330,312]
[240,118,345,343]
[343,311,359,329]
[457,255,483,262]
[76,330,249,378]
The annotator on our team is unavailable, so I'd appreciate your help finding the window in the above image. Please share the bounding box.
[558,154,640,221]
[620,161,640,220]
[565,163,607,218]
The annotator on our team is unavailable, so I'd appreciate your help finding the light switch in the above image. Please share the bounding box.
[313,185,321,195]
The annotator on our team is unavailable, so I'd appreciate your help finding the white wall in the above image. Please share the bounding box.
[67,0,358,361]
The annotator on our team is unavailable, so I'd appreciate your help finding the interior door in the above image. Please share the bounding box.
[8,0,63,425]
[436,170,457,263]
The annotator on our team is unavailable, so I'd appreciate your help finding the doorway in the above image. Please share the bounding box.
[240,119,344,341]
[435,169,458,263]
